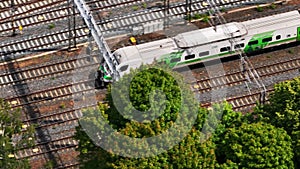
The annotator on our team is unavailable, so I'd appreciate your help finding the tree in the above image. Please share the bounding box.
[0,99,35,169]
[74,64,216,168]
[110,130,217,169]
[254,77,300,167]
[218,122,294,168]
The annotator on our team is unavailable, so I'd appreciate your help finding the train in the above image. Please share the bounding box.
[97,10,300,84]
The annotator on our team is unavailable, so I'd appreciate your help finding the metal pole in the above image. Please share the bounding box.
[73,0,76,48]
[10,0,16,36]
[185,0,189,22]
[68,0,77,50]
[185,0,191,23]
[163,0,170,29]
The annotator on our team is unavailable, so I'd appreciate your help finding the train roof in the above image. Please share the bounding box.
[174,10,300,48]
[174,22,247,48]
[114,38,177,64]
[242,10,300,35]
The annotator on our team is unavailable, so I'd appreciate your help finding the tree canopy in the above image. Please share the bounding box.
[0,99,35,169]
[74,65,299,168]
[75,65,216,168]
[254,77,300,168]
[217,122,294,168]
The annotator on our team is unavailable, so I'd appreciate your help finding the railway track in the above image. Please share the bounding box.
[0,53,105,168]
[13,99,101,168]
[192,52,300,112]
[0,0,273,56]
[0,0,297,168]
[200,88,275,112]
[191,56,300,93]
[0,0,144,35]
[0,0,66,22]
[0,54,100,87]
[29,147,79,168]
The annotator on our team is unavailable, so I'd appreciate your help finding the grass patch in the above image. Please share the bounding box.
[192,13,201,20]
[132,5,139,11]
[201,14,209,23]
[48,23,55,29]
[220,7,226,12]
[269,3,276,9]
[141,2,147,9]
[256,5,263,12]
[287,49,294,54]
[60,103,66,109]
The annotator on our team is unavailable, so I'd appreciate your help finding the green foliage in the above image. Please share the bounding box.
[186,13,209,22]
[43,160,55,169]
[59,103,66,109]
[184,14,192,21]
[210,103,245,142]
[255,77,300,167]
[201,14,210,23]
[111,133,217,169]
[48,23,55,29]
[141,2,147,9]
[74,64,300,168]
[220,7,226,13]
[74,65,214,168]
[256,5,263,12]
[219,122,294,168]
[132,5,139,11]
[0,99,35,169]
[192,13,201,20]
[288,49,294,54]
[269,3,276,9]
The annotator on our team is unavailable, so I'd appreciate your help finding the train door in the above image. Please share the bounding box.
[245,40,259,53]
[297,27,300,41]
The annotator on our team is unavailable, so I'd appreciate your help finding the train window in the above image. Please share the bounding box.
[170,57,181,63]
[199,51,209,57]
[248,40,258,45]
[287,34,291,38]
[220,46,230,52]
[262,37,272,43]
[276,35,281,40]
[119,65,129,72]
[234,43,245,49]
[185,54,195,60]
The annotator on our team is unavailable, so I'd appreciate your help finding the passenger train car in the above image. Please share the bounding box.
[100,10,300,82]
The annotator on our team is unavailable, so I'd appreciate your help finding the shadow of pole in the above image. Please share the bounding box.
[5,58,62,167]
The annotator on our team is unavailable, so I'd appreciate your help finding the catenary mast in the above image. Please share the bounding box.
[73,0,120,81]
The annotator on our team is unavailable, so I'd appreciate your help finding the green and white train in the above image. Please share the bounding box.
[100,10,300,82]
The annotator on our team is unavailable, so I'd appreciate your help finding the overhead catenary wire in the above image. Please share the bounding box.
[205,0,267,104]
